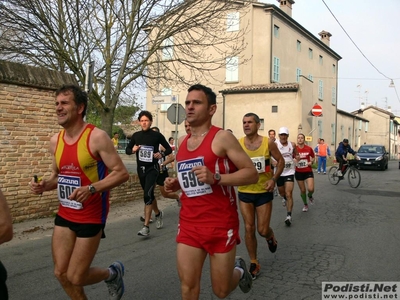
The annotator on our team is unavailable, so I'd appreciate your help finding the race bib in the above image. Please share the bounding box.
[284,160,294,170]
[57,175,83,210]
[251,156,266,173]
[138,145,154,162]
[177,157,212,198]
[297,159,308,168]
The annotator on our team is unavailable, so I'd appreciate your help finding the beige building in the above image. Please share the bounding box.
[352,105,399,159]
[336,109,369,150]
[146,0,341,148]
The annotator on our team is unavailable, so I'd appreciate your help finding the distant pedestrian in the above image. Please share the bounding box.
[314,138,330,174]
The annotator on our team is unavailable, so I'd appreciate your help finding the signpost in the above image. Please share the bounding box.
[311,103,323,117]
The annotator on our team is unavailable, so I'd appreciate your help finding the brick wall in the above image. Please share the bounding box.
[0,61,151,223]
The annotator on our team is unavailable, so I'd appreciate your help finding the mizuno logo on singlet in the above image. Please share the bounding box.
[58,177,79,185]
[178,161,202,170]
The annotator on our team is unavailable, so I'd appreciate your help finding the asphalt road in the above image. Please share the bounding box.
[1,161,399,300]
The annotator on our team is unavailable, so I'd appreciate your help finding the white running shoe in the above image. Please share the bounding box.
[337,170,343,176]
[156,211,163,229]
[282,197,286,207]
[284,215,292,226]
[137,226,150,236]
[302,205,309,212]
[105,261,125,300]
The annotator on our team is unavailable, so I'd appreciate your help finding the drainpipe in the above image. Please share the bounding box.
[222,93,226,129]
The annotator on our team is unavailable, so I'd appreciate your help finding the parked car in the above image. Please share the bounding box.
[357,144,389,170]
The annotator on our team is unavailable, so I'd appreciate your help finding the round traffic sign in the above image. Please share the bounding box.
[311,104,322,117]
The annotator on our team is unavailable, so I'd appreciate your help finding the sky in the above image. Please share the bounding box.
[291,0,400,115]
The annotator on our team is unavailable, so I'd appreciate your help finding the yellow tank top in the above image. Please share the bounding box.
[238,136,272,193]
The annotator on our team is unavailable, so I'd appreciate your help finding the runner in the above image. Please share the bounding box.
[276,127,299,226]
[164,84,258,299]
[295,133,316,212]
[238,113,284,280]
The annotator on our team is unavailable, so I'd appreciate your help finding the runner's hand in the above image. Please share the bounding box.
[164,177,180,193]
[192,166,213,185]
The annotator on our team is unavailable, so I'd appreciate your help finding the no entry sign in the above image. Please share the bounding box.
[311,104,322,117]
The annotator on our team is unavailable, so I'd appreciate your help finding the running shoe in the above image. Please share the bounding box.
[302,205,309,212]
[336,170,342,177]
[249,262,261,280]
[308,196,314,205]
[282,197,286,207]
[137,226,150,236]
[274,187,278,197]
[235,257,252,293]
[105,261,125,300]
[284,215,292,226]
[139,216,153,223]
[267,236,278,253]
[156,211,163,229]
[317,171,320,174]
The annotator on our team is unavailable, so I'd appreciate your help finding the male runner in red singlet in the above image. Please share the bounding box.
[164,84,258,299]
[30,85,129,300]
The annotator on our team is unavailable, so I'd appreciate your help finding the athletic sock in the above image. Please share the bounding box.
[106,267,116,282]
[308,192,313,198]
[301,193,307,205]
[234,266,244,279]
[155,212,161,217]
[287,211,292,216]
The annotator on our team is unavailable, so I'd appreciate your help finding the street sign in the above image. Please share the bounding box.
[305,136,312,142]
[311,103,323,117]
[152,95,179,105]
[167,103,186,124]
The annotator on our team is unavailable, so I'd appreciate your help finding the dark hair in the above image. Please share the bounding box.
[138,110,153,122]
[343,138,349,143]
[55,85,88,118]
[151,126,160,132]
[169,137,174,142]
[113,132,118,135]
[268,129,276,135]
[320,138,324,142]
[297,133,305,139]
[243,113,260,123]
[188,84,216,105]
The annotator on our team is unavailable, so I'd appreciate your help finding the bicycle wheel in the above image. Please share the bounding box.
[328,166,340,185]
[347,167,361,188]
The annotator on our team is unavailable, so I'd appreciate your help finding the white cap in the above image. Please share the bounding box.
[278,127,289,135]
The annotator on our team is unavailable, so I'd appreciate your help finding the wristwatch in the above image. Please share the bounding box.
[88,184,96,194]
[213,172,221,185]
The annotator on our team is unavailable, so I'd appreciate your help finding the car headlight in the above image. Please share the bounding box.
[375,156,383,161]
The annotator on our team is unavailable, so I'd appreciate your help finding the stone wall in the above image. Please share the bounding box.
[0,60,149,223]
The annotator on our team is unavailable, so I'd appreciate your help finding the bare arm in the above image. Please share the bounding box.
[269,140,284,179]
[0,188,13,244]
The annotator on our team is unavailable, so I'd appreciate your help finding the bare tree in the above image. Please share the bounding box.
[0,0,249,134]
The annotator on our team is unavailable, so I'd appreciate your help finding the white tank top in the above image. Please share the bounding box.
[276,140,295,176]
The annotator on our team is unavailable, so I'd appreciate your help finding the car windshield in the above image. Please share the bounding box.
[358,146,383,154]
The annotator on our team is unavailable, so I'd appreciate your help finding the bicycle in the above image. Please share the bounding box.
[328,158,361,188]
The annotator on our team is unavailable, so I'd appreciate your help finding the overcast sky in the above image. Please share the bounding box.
[292,0,400,115]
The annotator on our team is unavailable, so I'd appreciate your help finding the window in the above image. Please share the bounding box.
[160,87,172,112]
[331,87,336,105]
[260,119,264,130]
[308,74,313,81]
[358,120,362,130]
[333,64,336,74]
[331,124,335,145]
[340,125,344,142]
[318,80,323,100]
[319,55,323,65]
[318,120,323,138]
[273,57,280,82]
[272,106,278,113]
[226,56,238,82]
[274,25,279,38]
[296,68,302,82]
[226,12,239,32]
[297,40,301,52]
[161,37,174,60]
[365,122,369,132]
[309,48,313,59]
[348,127,352,144]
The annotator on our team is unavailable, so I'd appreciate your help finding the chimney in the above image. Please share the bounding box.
[277,0,295,17]
[318,30,332,47]
[388,106,392,113]
[360,102,365,110]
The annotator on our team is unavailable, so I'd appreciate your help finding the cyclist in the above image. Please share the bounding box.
[335,139,356,177]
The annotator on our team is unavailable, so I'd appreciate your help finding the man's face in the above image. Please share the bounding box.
[114,133,119,139]
[269,131,276,139]
[139,115,152,131]
[184,120,191,134]
[185,90,215,126]
[55,91,81,127]
[279,133,289,144]
[242,116,259,136]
